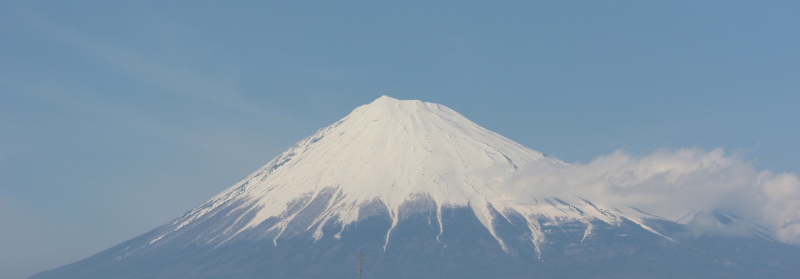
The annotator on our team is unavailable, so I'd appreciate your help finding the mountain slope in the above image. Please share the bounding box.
[31,96,800,279]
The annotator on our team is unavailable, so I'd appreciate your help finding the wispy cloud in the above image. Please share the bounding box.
[12,8,289,123]
[499,148,800,244]
[4,9,303,159]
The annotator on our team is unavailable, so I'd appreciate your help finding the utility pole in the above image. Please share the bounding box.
[358,250,364,279]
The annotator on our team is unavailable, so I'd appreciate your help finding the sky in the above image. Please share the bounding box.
[1,1,799,278]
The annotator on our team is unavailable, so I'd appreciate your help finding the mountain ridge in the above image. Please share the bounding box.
[30,96,800,279]
[145,96,670,254]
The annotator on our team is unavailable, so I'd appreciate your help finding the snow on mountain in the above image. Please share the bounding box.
[147,96,672,255]
[32,96,800,279]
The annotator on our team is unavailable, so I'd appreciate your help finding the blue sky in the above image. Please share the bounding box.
[1,1,799,278]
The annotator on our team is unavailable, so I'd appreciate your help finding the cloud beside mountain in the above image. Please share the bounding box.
[500,148,800,245]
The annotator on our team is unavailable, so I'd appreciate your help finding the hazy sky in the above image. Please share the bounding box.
[2,1,799,278]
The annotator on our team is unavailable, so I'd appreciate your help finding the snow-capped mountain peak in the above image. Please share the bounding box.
[151,96,664,253]
[36,96,800,279]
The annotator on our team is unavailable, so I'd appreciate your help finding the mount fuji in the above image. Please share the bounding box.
[32,96,800,278]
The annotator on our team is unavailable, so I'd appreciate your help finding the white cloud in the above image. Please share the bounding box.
[499,148,800,244]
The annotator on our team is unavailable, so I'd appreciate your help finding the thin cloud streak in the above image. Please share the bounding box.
[16,9,284,123]
[5,10,304,160]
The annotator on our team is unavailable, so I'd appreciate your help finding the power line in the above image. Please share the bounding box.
[358,250,365,279]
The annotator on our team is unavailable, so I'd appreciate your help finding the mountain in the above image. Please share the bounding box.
[31,96,800,279]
